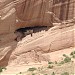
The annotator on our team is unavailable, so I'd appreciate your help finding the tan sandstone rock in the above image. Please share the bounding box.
[0,0,75,71]
[0,0,16,34]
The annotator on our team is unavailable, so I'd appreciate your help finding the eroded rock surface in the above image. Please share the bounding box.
[0,0,75,68]
[0,23,75,66]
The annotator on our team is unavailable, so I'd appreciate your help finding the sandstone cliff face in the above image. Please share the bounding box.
[0,0,16,34]
[15,0,53,28]
[0,0,53,35]
[0,0,75,67]
[0,23,75,66]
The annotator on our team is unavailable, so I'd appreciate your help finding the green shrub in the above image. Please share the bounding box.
[63,54,72,63]
[48,61,53,64]
[70,52,74,56]
[70,51,75,59]
[19,72,22,74]
[0,67,6,73]
[74,51,75,54]
[51,72,55,75]
[0,68,2,72]
[54,61,58,64]
[63,54,68,57]
[47,65,53,69]
[44,74,48,75]
[72,55,75,58]
[32,73,36,75]
[28,67,37,71]
[70,51,75,56]
[64,57,71,63]
[59,61,65,64]
[61,72,69,75]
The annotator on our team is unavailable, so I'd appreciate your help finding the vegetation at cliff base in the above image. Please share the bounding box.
[28,67,37,71]
[0,67,6,73]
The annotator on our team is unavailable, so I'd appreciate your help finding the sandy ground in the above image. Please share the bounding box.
[1,47,75,75]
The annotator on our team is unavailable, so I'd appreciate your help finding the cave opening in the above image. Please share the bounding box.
[14,26,51,41]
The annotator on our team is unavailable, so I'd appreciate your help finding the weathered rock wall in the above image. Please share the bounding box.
[0,23,75,66]
[0,0,16,34]
[0,0,75,67]
[0,0,53,34]
[15,0,53,29]
[10,24,75,64]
